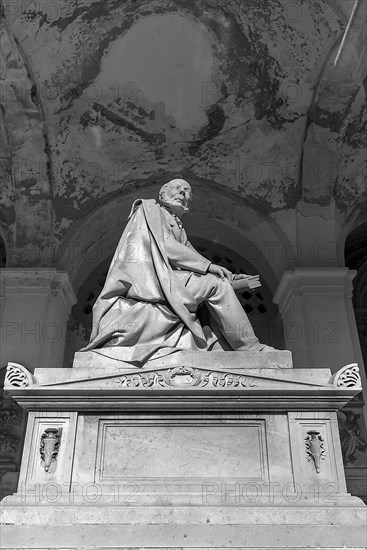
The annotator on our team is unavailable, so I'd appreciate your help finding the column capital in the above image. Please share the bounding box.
[0,268,77,313]
[274,268,356,316]
[0,269,77,369]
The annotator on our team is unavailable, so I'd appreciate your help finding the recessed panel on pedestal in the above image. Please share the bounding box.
[95,418,269,485]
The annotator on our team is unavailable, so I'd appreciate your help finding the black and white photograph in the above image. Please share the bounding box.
[0,1,366,548]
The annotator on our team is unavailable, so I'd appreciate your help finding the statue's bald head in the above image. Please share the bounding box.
[159,179,193,217]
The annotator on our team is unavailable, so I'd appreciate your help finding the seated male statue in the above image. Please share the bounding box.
[81,179,277,365]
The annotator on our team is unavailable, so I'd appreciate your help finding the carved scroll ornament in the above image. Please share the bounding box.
[332,364,361,388]
[5,363,33,388]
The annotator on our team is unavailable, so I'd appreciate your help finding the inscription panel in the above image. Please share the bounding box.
[95,420,268,483]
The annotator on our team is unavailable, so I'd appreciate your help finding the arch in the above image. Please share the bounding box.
[0,235,6,268]
[66,234,284,361]
[337,205,367,265]
[57,183,291,296]
[345,220,367,308]
[0,222,12,268]
[0,22,54,267]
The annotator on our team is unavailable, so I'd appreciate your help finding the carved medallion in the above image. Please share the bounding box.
[115,367,257,389]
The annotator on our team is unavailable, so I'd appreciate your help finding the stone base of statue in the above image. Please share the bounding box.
[1,352,366,549]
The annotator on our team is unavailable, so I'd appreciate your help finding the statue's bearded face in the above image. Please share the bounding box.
[160,179,192,216]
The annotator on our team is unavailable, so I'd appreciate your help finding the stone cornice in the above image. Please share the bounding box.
[273,268,357,316]
[0,268,77,313]
[4,362,362,413]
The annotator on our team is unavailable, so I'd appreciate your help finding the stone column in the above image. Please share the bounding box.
[274,267,367,428]
[0,268,77,371]
[0,268,76,498]
[274,268,363,368]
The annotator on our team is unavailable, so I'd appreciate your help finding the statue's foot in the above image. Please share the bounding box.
[259,344,278,352]
[236,343,280,352]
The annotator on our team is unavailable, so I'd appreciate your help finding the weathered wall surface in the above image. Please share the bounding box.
[1,0,365,271]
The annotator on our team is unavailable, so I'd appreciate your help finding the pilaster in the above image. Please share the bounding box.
[274,267,367,501]
[273,268,363,373]
[0,268,77,371]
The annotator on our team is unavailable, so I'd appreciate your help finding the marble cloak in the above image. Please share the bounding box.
[80,199,209,364]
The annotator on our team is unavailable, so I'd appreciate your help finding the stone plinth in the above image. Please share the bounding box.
[73,349,294,369]
[1,353,366,550]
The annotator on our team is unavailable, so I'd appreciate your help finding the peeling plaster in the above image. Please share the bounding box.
[0,0,364,257]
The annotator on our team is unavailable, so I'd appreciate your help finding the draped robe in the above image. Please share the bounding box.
[80,199,213,364]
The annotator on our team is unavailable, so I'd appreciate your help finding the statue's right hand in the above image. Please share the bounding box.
[207,263,232,281]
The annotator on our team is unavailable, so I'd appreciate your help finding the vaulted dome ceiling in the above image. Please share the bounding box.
[0,0,366,264]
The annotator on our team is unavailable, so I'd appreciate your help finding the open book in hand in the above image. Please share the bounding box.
[231,274,261,292]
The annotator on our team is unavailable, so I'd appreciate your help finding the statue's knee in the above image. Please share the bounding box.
[206,273,218,285]
[206,273,220,288]
[206,274,230,293]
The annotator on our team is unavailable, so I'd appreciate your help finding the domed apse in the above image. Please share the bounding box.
[92,13,216,130]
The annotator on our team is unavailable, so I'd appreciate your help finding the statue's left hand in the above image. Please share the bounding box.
[207,264,232,281]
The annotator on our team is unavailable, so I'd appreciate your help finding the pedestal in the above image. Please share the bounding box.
[1,352,366,550]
